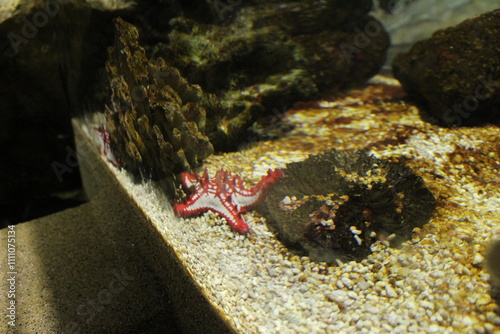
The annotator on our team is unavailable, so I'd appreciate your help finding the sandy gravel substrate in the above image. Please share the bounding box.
[85,76,500,333]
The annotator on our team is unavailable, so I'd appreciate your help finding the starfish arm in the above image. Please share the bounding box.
[215,199,249,234]
[182,169,206,188]
[232,190,266,211]
[104,149,120,168]
[232,169,284,210]
[174,185,220,216]
[173,188,249,234]
[94,127,121,168]
[258,169,284,188]
[173,192,208,217]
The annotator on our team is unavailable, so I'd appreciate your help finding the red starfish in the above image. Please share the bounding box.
[94,126,120,169]
[174,168,284,234]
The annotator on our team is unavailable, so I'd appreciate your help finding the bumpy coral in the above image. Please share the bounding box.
[105,18,213,198]
[152,0,389,149]
[257,149,436,263]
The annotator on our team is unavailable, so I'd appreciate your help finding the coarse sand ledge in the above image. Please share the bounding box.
[78,76,500,333]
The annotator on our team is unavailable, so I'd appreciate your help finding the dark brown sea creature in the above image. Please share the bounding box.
[257,149,436,263]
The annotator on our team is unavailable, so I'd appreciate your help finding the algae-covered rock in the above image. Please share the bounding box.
[152,0,389,149]
[105,18,213,198]
[257,150,436,263]
[392,9,500,127]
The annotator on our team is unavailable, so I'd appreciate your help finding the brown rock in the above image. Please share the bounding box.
[393,9,500,127]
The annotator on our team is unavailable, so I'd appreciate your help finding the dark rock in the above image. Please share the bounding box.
[256,150,436,264]
[105,18,214,199]
[152,0,389,150]
[487,239,500,308]
[392,9,500,127]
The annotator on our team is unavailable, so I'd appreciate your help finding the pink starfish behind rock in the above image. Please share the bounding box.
[174,168,284,234]
[94,126,120,169]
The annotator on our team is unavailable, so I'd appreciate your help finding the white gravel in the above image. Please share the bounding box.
[86,78,500,333]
